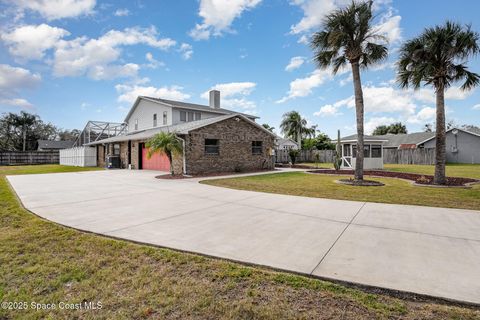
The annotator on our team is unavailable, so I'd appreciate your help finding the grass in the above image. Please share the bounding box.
[203,170,480,211]
[1,165,479,319]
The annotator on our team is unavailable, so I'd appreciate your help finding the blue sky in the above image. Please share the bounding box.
[0,0,479,137]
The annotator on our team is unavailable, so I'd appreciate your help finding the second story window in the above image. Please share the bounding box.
[163,111,167,125]
[195,112,201,121]
[188,112,194,121]
[180,111,186,122]
[134,119,138,131]
[153,114,157,127]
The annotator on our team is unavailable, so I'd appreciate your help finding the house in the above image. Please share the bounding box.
[37,140,74,151]
[339,135,388,169]
[420,127,480,164]
[275,137,299,150]
[87,90,275,174]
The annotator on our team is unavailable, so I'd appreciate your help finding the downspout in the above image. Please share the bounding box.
[177,136,187,175]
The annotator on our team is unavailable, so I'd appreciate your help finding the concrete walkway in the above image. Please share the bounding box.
[7,169,480,305]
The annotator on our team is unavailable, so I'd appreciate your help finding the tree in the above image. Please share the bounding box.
[398,21,479,184]
[311,1,388,181]
[423,123,433,132]
[280,111,313,147]
[372,122,407,135]
[145,132,183,175]
[262,123,275,132]
[0,111,58,151]
[57,129,81,141]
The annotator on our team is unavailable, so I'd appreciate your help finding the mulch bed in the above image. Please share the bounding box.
[308,169,479,187]
[155,169,277,180]
[337,179,385,187]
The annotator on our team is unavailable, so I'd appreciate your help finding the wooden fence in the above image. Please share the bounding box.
[383,148,435,165]
[275,149,335,163]
[275,148,436,165]
[0,151,59,165]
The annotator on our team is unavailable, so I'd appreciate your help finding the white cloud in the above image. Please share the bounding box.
[374,10,402,44]
[297,34,309,45]
[201,82,257,111]
[407,106,436,124]
[179,43,193,60]
[0,64,40,110]
[189,0,262,40]
[144,52,164,69]
[413,86,474,103]
[289,0,337,35]
[277,67,347,103]
[0,98,34,109]
[473,104,480,110]
[364,116,397,134]
[313,97,349,117]
[53,26,176,79]
[114,8,130,16]
[285,56,305,72]
[0,64,41,93]
[1,24,70,61]
[13,0,96,20]
[115,84,190,104]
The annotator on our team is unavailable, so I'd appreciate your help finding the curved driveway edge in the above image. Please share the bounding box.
[7,169,480,305]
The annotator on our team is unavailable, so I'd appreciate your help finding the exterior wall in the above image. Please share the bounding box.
[172,152,184,175]
[423,130,480,164]
[340,142,384,169]
[97,145,106,167]
[126,99,173,132]
[171,108,219,125]
[184,117,275,175]
[131,141,140,169]
[119,141,129,169]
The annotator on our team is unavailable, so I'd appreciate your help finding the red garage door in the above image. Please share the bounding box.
[142,147,170,171]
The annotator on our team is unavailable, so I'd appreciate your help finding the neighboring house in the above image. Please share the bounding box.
[87,90,275,174]
[275,137,299,150]
[341,127,480,164]
[37,140,74,151]
[339,135,387,169]
[421,127,480,164]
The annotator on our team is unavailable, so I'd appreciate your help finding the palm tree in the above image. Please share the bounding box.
[310,1,388,181]
[262,123,275,132]
[145,132,183,175]
[279,111,311,148]
[398,22,479,184]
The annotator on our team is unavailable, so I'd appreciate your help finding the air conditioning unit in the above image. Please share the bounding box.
[451,146,458,153]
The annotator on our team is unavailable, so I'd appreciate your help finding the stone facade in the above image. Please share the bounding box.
[97,145,106,168]
[100,117,274,174]
[184,117,274,175]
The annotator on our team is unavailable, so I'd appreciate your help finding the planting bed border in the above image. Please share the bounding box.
[308,169,479,187]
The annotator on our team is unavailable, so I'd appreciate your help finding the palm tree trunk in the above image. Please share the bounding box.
[434,84,446,185]
[351,61,364,181]
[167,152,174,175]
[297,128,302,149]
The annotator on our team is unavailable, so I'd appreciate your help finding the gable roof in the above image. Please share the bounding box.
[86,114,274,145]
[124,96,258,123]
[416,127,480,145]
[37,140,74,149]
[275,137,298,146]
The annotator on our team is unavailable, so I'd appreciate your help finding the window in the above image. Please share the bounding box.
[153,114,157,127]
[188,112,194,122]
[180,111,186,122]
[113,144,120,155]
[371,145,382,158]
[252,141,263,155]
[205,139,219,155]
[352,145,357,158]
[364,145,370,158]
[134,119,138,131]
[343,144,351,157]
[195,112,201,121]
[163,111,167,125]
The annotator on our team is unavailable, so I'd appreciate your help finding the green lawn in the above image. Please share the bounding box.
[203,171,480,211]
[1,165,479,319]
[298,162,480,179]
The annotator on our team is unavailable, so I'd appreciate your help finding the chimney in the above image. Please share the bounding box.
[209,90,220,109]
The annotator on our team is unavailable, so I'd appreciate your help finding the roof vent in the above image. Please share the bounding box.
[209,90,220,109]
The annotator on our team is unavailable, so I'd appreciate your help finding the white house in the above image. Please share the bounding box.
[275,137,299,150]
[339,134,387,169]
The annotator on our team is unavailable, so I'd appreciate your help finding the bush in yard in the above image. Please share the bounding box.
[289,149,300,165]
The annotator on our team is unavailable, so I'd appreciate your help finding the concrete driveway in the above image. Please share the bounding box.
[7,169,480,305]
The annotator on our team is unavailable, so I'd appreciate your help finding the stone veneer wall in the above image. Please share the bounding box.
[97,145,106,168]
[184,117,274,175]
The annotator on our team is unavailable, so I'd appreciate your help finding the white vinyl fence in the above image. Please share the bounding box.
[60,146,97,167]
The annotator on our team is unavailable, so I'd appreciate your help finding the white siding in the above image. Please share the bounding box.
[60,147,97,167]
[171,108,219,125]
[127,100,173,132]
